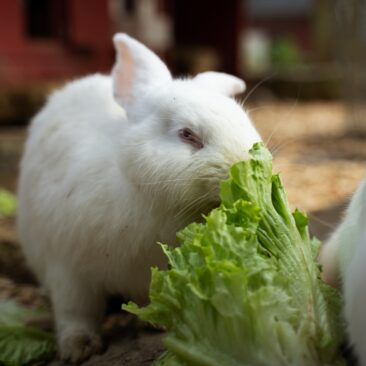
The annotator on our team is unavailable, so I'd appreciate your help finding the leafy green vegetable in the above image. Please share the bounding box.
[0,190,16,218]
[0,301,56,366]
[124,143,345,366]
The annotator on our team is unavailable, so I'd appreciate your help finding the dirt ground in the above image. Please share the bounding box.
[1,101,366,365]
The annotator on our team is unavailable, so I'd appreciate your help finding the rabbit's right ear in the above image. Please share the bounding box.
[112,33,172,113]
[193,72,246,97]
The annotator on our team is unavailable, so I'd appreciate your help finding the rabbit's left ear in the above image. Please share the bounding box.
[193,71,246,97]
[112,33,172,112]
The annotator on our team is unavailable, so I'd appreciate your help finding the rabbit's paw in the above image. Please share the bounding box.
[59,331,103,363]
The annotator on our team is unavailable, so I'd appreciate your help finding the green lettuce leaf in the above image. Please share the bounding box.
[124,142,345,366]
[0,301,56,366]
[0,190,16,218]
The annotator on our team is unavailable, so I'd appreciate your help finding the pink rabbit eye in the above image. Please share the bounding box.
[178,128,204,149]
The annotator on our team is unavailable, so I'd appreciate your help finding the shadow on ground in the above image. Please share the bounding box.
[50,327,165,366]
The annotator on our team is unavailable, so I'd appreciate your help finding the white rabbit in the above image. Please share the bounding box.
[16,33,261,362]
[319,177,366,364]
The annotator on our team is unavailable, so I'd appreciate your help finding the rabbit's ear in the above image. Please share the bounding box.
[112,33,172,110]
[193,71,246,97]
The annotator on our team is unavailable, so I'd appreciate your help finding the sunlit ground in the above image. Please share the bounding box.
[251,101,366,212]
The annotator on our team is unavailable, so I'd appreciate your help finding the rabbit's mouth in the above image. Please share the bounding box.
[205,199,221,213]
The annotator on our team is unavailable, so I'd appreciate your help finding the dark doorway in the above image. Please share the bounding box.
[173,0,241,75]
[23,0,68,41]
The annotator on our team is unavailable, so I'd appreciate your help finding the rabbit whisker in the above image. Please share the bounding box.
[174,188,215,220]
[141,177,210,185]
[241,72,277,106]
[309,214,338,230]
[270,137,302,157]
[246,105,274,114]
[266,100,301,150]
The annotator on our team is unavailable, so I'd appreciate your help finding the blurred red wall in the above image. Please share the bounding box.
[0,0,113,87]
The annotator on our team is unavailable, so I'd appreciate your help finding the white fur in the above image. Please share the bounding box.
[193,71,246,96]
[319,177,366,364]
[17,33,261,362]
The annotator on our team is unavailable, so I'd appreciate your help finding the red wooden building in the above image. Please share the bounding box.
[0,0,318,87]
[0,0,113,87]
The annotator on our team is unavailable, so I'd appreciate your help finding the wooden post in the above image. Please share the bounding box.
[337,0,366,135]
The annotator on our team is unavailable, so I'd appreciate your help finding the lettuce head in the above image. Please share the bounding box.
[124,143,345,365]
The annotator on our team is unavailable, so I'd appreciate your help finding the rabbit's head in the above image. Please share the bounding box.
[113,34,261,219]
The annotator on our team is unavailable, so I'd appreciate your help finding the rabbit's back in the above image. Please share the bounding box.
[17,74,130,282]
